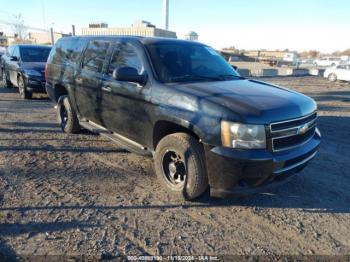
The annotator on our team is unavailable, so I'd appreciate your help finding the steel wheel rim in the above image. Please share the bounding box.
[162,150,187,188]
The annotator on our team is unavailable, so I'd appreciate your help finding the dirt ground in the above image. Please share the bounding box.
[0,76,349,259]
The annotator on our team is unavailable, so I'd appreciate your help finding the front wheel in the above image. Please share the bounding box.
[18,76,32,99]
[57,95,80,133]
[154,133,208,200]
[1,70,12,88]
[328,73,337,82]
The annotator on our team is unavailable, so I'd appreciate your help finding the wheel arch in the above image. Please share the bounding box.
[152,119,203,150]
[54,83,69,101]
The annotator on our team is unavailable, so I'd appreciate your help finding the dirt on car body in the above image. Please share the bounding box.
[0,76,349,258]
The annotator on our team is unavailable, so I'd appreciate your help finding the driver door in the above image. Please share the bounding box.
[100,41,152,144]
[8,46,20,85]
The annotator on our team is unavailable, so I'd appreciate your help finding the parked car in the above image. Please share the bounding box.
[45,36,321,200]
[0,44,51,99]
[300,58,315,66]
[0,46,6,59]
[314,57,341,67]
[324,64,350,82]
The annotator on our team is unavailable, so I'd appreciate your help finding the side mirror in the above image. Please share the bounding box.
[112,67,146,85]
[232,65,238,70]
[10,56,18,62]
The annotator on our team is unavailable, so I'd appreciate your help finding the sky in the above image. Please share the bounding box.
[0,0,349,53]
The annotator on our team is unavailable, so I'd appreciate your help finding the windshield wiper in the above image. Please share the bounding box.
[217,74,245,80]
[169,75,222,82]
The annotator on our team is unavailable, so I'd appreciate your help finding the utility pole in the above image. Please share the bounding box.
[163,0,169,30]
[72,25,75,36]
[50,27,54,45]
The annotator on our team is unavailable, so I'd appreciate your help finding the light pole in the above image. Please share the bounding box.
[163,0,169,30]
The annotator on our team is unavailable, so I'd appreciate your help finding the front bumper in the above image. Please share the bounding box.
[24,75,46,93]
[205,130,321,198]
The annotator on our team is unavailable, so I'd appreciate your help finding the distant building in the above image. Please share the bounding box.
[243,50,298,61]
[81,20,177,38]
[28,31,70,45]
[0,33,32,46]
[185,31,198,41]
[88,22,108,28]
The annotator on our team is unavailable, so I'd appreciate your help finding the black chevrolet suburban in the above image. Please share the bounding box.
[45,36,321,200]
[1,44,51,99]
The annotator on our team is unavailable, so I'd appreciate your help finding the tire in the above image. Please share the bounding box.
[328,73,337,82]
[1,70,12,88]
[57,95,80,133]
[154,133,208,200]
[18,76,32,99]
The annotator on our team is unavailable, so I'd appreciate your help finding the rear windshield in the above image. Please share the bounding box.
[20,47,51,62]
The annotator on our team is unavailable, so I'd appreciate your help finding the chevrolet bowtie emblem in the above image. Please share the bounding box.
[297,123,309,135]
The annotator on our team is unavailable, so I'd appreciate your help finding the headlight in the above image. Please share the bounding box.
[221,121,266,149]
[24,69,42,77]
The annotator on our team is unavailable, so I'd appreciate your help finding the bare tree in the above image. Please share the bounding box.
[11,14,27,41]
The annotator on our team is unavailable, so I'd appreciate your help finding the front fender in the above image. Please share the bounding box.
[155,105,221,146]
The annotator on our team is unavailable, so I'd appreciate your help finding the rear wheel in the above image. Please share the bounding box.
[328,73,337,82]
[57,95,80,133]
[18,76,32,99]
[154,133,208,200]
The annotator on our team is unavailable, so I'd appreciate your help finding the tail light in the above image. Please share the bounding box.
[44,63,48,82]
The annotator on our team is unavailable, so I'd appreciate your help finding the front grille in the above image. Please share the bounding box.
[270,112,317,152]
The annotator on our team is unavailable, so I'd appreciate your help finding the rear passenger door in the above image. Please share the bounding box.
[74,40,112,124]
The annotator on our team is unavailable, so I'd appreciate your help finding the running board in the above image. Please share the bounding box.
[79,120,153,157]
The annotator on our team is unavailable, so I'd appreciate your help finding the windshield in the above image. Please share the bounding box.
[20,47,51,62]
[145,42,241,83]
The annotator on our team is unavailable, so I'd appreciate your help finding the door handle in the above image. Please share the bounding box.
[102,85,112,92]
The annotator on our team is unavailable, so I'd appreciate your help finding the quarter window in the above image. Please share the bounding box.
[51,38,86,65]
[82,40,111,73]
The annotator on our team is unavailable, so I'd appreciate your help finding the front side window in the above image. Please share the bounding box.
[20,47,51,62]
[145,42,240,83]
[108,42,143,75]
[13,46,20,58]
[6,46,14,56]
[82,40,111,73]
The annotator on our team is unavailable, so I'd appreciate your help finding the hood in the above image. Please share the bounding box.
[22,62,46,73]
[167,79,317,124]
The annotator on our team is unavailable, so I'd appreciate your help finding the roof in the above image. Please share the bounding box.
[13,44,52,48]
[61,35,204,46]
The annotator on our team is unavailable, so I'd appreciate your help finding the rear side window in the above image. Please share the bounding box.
[82,40,111,73]
[49,37,86,65]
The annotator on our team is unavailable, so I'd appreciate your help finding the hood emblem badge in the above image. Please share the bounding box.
[297,123,309,135]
